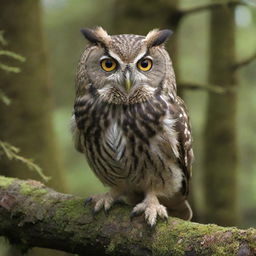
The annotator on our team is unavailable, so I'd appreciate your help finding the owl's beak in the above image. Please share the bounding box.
[123,70,132,93]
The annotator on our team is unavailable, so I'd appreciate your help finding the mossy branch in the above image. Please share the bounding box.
[0,176,255,255]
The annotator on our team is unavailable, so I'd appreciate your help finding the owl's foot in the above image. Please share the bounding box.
[85,190,120,214]
[131,193,168,226]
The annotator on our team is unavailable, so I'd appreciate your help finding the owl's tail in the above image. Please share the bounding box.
[159,194,193,221]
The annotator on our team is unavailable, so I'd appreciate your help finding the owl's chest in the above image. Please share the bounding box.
[85,102,167,155]
[84,100,176,169]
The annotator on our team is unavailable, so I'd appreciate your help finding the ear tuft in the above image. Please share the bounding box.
[145,29,173,47]
[80,27,111,46]
[80,28,99,44]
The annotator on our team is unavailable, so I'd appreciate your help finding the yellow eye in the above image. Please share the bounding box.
[137,58,153,71]
[101,58,117,72]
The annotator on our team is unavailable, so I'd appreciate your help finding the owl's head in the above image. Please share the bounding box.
[77,27,175,104]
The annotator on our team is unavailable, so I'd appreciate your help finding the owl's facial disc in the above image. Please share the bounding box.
[79,27,174,104]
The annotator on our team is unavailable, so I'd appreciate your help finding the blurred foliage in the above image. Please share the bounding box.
[0,31,25,74]
[0,141,50,182]
[0,31,49,182]
[0,50,25,73]
[0,89,10,106]
[0,30,25,105]
[40,0,255,227]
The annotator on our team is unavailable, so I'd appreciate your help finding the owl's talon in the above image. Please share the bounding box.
[92,209,97,215]
[93,208,100,215]
[148,222,156,229]
[132,195,168,226]
[114,198,126,206]
[130,210,143,220]
[104,207,110,215]
[84,197,92,206]
[86,191,120,215]
[93,210,99,215]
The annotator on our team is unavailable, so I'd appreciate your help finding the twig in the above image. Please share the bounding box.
[0,50,25,73]
[0,89,11,105]
[0,31,7,46]
[0,50,25,62]
[233,52,256,70]
[0,141,50,182]
[179,82,227,94]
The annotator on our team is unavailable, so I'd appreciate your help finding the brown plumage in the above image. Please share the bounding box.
[72,27,194,226]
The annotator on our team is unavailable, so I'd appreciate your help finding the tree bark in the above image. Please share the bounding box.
[0,1,67,255]
[0,176,255,256]
[0,0,65,190]
[203,2,238,226]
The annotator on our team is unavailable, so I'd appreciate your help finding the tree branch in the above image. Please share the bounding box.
[180,1,246,16]
[0,176,255,255]
[179,82,227,94]
[233,52,256,70]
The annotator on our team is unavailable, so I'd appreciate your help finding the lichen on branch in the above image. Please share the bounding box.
[0,176,255,256]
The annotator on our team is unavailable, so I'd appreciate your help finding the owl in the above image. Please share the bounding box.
[72,27,194,226]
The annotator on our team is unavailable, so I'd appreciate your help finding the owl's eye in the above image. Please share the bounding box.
[101,58,117,72]
[137,58,153,71]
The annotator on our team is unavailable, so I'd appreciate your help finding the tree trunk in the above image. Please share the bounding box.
[203,2,238,226]
[0,0,66,190]
[0,0,67,255]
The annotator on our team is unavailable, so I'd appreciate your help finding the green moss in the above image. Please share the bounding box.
[19,182,48,196]
[152,220,194,255]
[52,198,87,232]
[55,199,86,220]
[151,219,244,256]
[106,240,116,254]
[247,229,256,251]
[0,176,15,189]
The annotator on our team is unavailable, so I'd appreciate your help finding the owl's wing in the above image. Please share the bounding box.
[71,114,84,153]
[172,96,194,195]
